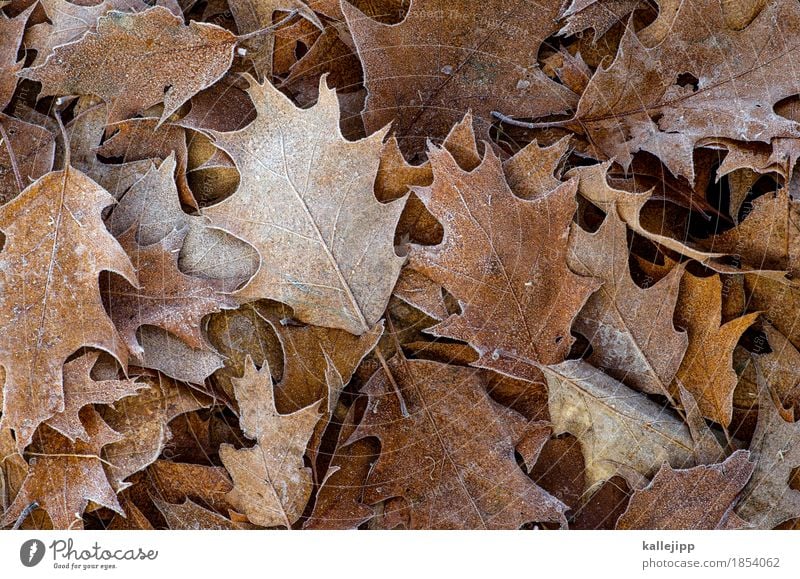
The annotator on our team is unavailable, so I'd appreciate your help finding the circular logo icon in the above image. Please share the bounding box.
[20,539,45,567]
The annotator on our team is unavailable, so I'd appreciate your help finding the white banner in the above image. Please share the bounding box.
[0,531,796,579]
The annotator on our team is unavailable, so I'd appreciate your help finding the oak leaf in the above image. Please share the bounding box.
[1,407,123,529]
[558,0,640,40]
[734,323,800,418]
[204,75,405,335]
[21,7,237,124]
[674,271,759,427]
[227,0,323,78]
[568,210,687,398]
[132,327,225,385]
[408,144,598,382]
[568,162,727,265]
[102,226,236,356]
[567,0,800,183]
[65,100,152,199]
[220,357,322,528]
[0,166,136,451]
[45,352,146,442]
[206,304,283,403]
[101,372,211,490]
[542,359,705,490]
[712,188,800,278]
[616,450,754,530]
[260,310,382,412]
[154,497,243,530]
[737,370,800,529]
[0,5,31,110]
[352,356,567,529]
[304,431,377,529]
[109,155,259,292]
[343,0,577,155]
[95,117,193,206]
[24,0,147,66]
[144,459,234,515]
[258,309,382,477]
[0,113,56,205]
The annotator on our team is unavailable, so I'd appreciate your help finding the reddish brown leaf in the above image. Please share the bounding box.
[103,226,235,356]
[1,407,122,529]
[408,145,598,382]
[0,166,136,451]
[45,352,145,442]
[674,271,759,427]
[353,356,567,529]
[343,0,577,156]
[616,450,754,529]
[21,7,237,124]
[568,210,687,398]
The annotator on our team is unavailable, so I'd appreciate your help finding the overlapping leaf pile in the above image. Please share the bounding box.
[1,0,799,530]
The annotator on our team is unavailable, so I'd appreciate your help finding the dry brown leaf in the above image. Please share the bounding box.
[281,23,362,96]
[144,460,234,515]
[109,155,259,292]
[711,188,800,277]
[227,0,323,78]
[558,0,641,39]
[736,369,800,528]
[95,117,193,206]
[176,79,256,133]
[101,372,211,490]
[408,144,598,383]
[102,226,236,356]
[44,352,145,442]
[674,271,759,427]
[65,102,151,199]
[616,450,754,529]
[107,493,154,530]
[0,422,27,513]
[504,136,572,200]
[343,0,578,156]
[0,165,136,451]
[1,407,122,529]
[353,356,568,529]
[566,0,800,183]
[0,5,31,110]
[569,210,687,398]
[542,359,703,490]
[21,7,237,124]
[24,0,147,67]
[568,162,727,265]
[273,15,322,76]
[132,327,225,385]
[392,269,449,321]
[735,323,800,418]
[220,357,321,528]
[258,310,381,478]
[304,400,377,529]
[303,435,377,529]
[204,75,405,335]
[206,304,283,403]
[0,113,56,205]
[260,310,382,412]
[153,497,242,530]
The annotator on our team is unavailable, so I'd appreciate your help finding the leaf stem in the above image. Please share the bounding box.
[0,122,24,194]
[11,501,39,530]
[491,111,572,130]
[236,10,298,42]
